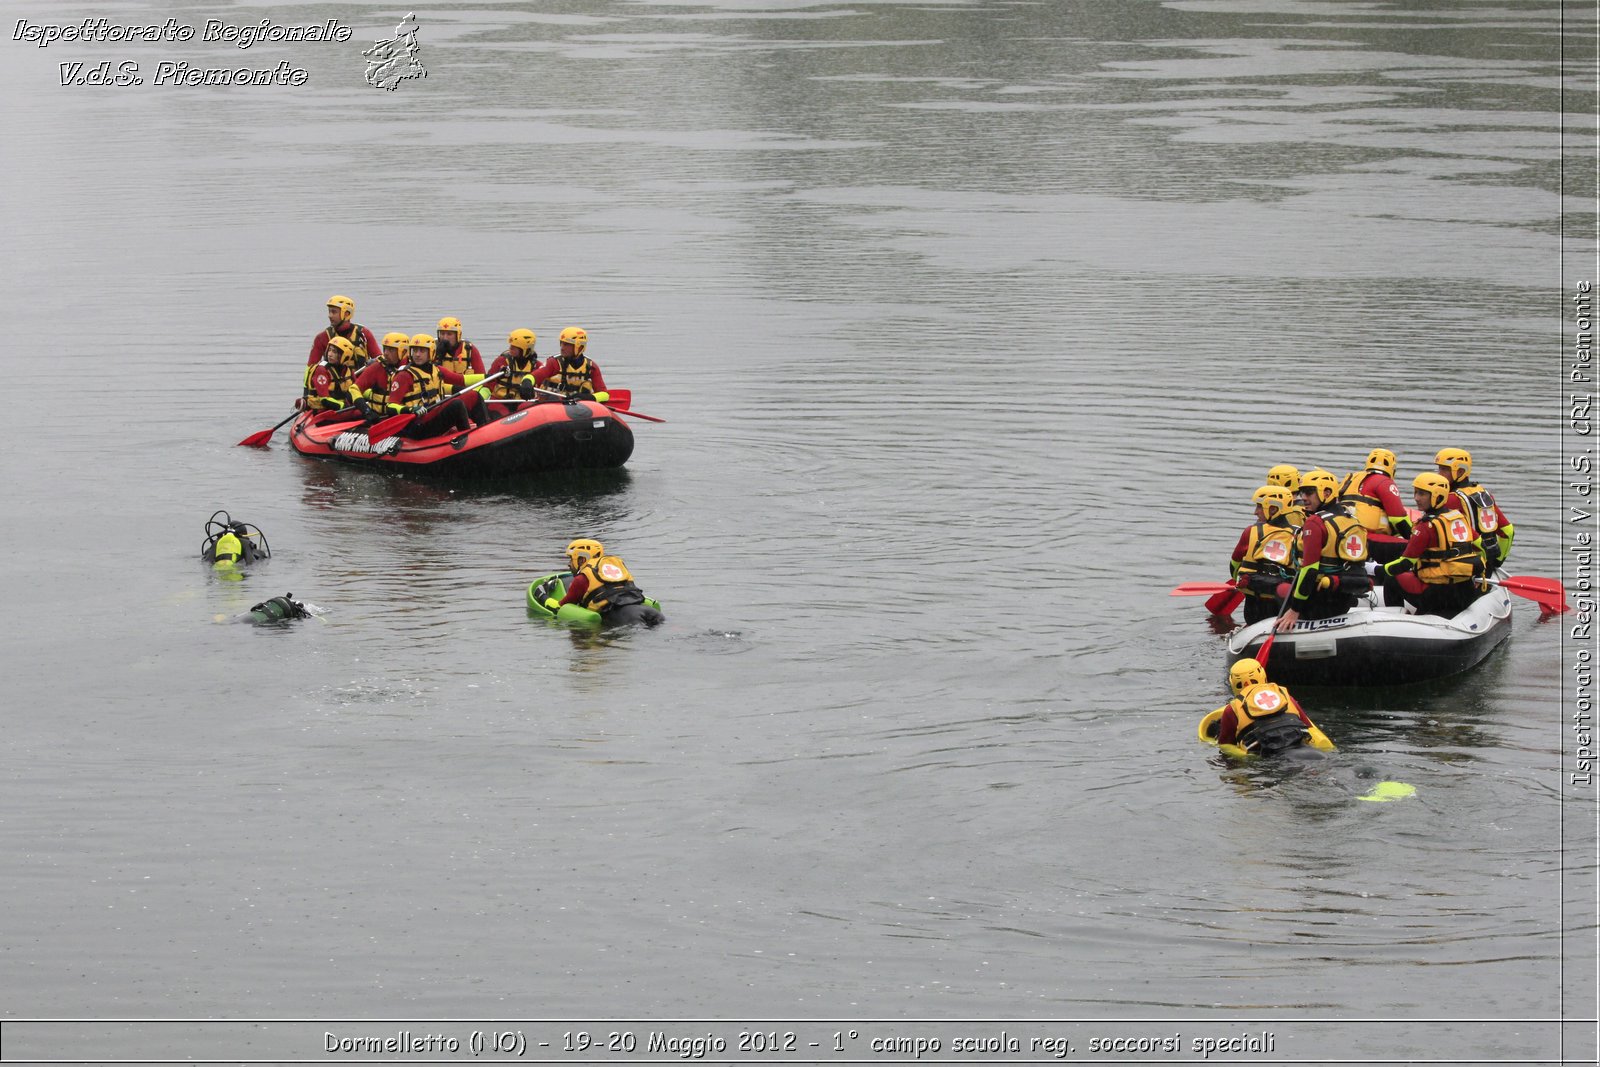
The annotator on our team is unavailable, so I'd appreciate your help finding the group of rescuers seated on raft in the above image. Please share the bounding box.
[1229,447,1514,630]
[300,295,613,439]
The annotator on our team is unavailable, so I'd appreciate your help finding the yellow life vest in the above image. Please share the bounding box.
[393,362,444,412]
[326,323,373,365]
[1230,683,1308,751]
[547,356,598,395]
[437,342,475,378]
[1310,505,1368,565]
[577,555,643,613]
[1282,502,1306,528]
[364,362,402,403]
[302,361,359,411]
[1239,519,1298,578]
[491,355,541,399]
[1452,483,1501,537]
[1416,509,1482,585]
[1336,470,1390,533]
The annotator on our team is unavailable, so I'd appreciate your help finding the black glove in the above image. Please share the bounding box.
[573,390,594,401]
[518,379,536,400]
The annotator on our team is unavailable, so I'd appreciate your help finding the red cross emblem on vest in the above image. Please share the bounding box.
[598,562,625,582]
[1479,510,1498,531]
[1342,534,1363,557]
[1252,688,1283,712]
[1449,518,1471,541]
[1265,541,1288,562]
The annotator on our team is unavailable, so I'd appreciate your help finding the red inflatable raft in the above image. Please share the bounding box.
[288,400,634,477]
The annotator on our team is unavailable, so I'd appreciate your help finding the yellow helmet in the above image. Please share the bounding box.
[325,336,356,366]
[1298,468,1339,505]
[1229,657,1267,696]
[1413,472,1452,511]
[408,333,436,360]
[508,328,537,355]
[1365,448,1397,476]
[1252,485,1293,521]
[559,326,588,356]
[566,538,604,572]
[381,331,409,352]
[437,316,463,337]
[1435,447,1472,484]
[1266,464,1301,490]
[327,295,355,322]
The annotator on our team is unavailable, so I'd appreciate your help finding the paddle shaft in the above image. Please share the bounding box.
[237,409,301,447]
[368,370,506,441]
[523,384,665,423]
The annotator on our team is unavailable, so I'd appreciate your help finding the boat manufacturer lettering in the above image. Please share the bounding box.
[1296,615,1350,631]
[503,410,527,425]
[332,431,400,456]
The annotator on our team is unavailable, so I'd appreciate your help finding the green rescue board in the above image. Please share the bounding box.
[526,572,662,628]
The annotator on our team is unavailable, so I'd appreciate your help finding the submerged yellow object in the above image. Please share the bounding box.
[1357,781,1417,803]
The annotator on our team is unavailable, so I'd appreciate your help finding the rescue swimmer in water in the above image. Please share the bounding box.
[540,539,665,628]
[1199,657,1334,759]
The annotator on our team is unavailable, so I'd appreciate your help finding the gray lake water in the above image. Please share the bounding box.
[1,0,1596,1063]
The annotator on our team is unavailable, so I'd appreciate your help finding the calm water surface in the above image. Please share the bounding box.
[1,0,1595,1062]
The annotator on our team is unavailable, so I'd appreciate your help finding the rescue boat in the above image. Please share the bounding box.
[1224,579,1513,687]
[526,572,664,628]
[287,399,633,476]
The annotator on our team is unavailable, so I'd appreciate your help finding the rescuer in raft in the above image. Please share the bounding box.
[300,336,364,413]
[1203,657,1331,758]
[1266,464,1306,527]
[528,327,610,401]
[1436,447,1514,572]
[350,332,409,420]
[1228,485,1300,624]
[307,294,380,368]
[486,329,540,404]
[1370,472,1486,617]
[434,316,485,377]
[1275,469,1371,632]
[383,334,492,437]
[541,539,664,627]
[1335,447,1413,565]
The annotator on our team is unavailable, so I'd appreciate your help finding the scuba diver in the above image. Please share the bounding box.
[228,594,313,624]
[1202,657,1333,759]
[201,511,270,567]
[541,539,664,627]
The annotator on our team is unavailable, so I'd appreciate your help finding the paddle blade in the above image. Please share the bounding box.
[1171,582,1234,596]
[1494,577,1569,613]
[366,412,413,443]
[237,429,275,447]
[1204,587,1246,616]
[604,388,631,408]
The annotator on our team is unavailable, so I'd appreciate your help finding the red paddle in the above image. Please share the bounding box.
[525,385,666,423]
[1171,582,1236,596]
[238,409,300,447]
[1204,583,1247,617]
[1487,575,1569,613]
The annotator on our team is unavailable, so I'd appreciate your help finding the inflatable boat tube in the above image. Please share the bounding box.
[1225,576,1513,687]
[289,398,633,477]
